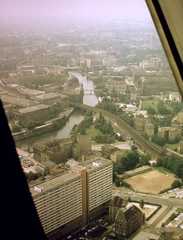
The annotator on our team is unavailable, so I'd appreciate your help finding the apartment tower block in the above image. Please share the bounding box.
[29,157,113,239]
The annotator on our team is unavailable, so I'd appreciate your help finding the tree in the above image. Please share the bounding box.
[131,145,137,151]
[80,128,86,135]
[151,135,166,147]
[157,100,170,115]
[171,180,182,189]
[140,154,151,166]
[43,166,50,176]
[115,177,122,187]
[114,161,124,174]
[85,109,93,117]
[53,120,60,129]
[11,124,22,133]
[26,121,35,130]
[128,197,132,203]
[143,132,149,140]
[139,199,144,209]
[147,106,156,115]
[51,106,59,117]
[121,151,140,171]
[156,158,163,166]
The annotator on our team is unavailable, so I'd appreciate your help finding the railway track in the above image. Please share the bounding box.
[70,102,167,159]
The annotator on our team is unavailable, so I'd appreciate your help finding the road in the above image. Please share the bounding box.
[113,187,183,228]
[112,188,183,209]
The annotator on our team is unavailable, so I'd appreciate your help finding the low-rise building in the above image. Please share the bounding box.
[109,196,128,222]
[31,92,69,108]
[33,138,73,164]
[101,144,117,159]
[36,160,57,172]
[109,196,143,239]
[72,135,92,159]
[115,203,143,239]
[33,136,92,164]
[134,118,154,136]
[14,104,51,125]
[105,79,127,93]
[125,104,136,113]
[110,149,124,163]
[158,126,182,142]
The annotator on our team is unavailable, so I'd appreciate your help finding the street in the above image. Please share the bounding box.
[112,187,183,228]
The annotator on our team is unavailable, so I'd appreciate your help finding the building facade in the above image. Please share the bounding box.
[109,196,143,239]
[109,196,128,222]
[33,138,73,164]
[29,157,113,239]
[14,104,51,125]
[158,126,182,142]
[115,204,143,239]
[33,136,92,164]
[72,135,92,158]
[105,79,127,93]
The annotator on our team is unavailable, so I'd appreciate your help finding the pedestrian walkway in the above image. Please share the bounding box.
[156,207,177,228]
[147,205,168,225]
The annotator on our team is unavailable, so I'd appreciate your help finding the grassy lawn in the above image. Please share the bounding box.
[165,142,179,150]
[141,99,175,112]
[153,166,172,174]
[176,208,183,213]
[141,100,158,111]
[85,124,101,138]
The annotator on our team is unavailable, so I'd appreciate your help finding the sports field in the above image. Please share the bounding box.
[125,169,176,194]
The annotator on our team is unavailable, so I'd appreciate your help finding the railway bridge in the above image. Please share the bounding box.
[70,102,168,159]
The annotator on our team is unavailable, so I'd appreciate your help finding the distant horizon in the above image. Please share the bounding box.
[0,0,153,30]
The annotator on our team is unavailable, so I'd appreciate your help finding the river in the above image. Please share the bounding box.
[15,71,98,150]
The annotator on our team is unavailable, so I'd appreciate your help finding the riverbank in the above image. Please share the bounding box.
[14,71,97,149]
[13,107,74,141]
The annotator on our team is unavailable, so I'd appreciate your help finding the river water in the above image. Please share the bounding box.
[15,71,98,150]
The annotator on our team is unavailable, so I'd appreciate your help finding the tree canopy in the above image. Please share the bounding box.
[157,154,183,179]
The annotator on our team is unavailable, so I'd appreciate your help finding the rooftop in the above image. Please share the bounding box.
[29,158,111,197]
[18,104,49,114]
[77,157,112,172]
[1,95,39,107]
[34,92,62,100]
[29,171,79,197]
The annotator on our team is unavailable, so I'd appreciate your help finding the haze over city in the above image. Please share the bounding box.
[0,0,152,30]
[0,0,183,240]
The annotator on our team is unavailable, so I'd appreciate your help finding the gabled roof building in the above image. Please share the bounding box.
[115,203,143,239]
[109,196,144,239]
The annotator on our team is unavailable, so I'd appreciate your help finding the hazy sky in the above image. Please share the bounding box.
[0,0,151,24]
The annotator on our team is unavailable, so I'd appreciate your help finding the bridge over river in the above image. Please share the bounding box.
[70,102,168,159]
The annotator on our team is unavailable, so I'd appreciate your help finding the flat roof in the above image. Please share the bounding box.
[29,158,112,197]
[77,157,112,172]
[35,92,62,100]
[37,160,56,168]
[18,104,49,114]
[29,171,79,197]
[18,88,44,96]
[1,95,39,107]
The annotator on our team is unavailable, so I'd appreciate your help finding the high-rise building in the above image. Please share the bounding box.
[29,157,113,239]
